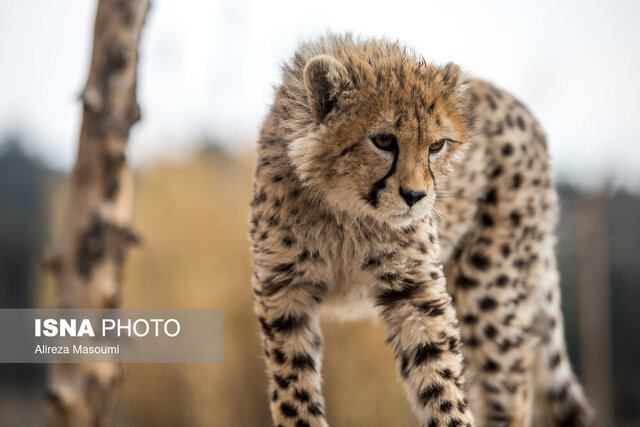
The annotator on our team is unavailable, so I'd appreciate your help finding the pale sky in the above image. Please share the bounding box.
[1,0,639,190]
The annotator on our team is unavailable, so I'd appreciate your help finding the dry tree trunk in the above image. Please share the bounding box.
[43,0,150,425]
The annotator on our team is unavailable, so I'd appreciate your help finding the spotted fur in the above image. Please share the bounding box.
[249,34,595,427]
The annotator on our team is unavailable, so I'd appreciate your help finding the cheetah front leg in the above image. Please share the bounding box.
[370,251,475,427]
[252,272,328,427]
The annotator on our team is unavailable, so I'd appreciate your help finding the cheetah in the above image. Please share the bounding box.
[249,34,596,427]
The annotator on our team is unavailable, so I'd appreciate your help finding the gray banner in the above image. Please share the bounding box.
[0,309,223,363]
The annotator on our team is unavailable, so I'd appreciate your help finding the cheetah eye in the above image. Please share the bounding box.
[429,139,447,154]
[370,133,398,151]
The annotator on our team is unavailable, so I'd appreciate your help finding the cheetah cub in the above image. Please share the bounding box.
[249,34,595,427]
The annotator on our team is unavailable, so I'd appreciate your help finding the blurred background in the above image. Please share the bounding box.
[0,0,639,426]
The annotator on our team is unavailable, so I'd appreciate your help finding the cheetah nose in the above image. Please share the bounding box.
[399,188,426,207]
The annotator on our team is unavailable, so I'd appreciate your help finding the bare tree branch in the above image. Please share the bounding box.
[44,1,150,425]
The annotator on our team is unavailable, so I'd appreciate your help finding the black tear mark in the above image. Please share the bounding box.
[366,148,399,208]
[338,143,358,157]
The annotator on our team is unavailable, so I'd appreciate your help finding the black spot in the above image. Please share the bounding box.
[481,213,494,227]
[505,114,513,127]
[294,388,311,403]
[272,348,287,364]
[498,339,512,353]
[440,400,453,412]
[557,401,586,426]
[501,144,514,156]
[428,420,438,427]
[295,420,310,427]
[504,382,519,394]
[378,272,400,283]
[258,317,273,338]
[272,389,279,401]
[462,314,478,324]
[280,402,298,418]
[491,165,503,179]
[485,95,497,110]
[307,402,324,416]
[449,336,461,354]
[268,215,280,227]
[455,274,479,290]
[513,258,528,270]
[273,263,295,274]
[452,245,463,260]
[486,188,498,204]
[478,236,493,245]
[400,353,411,378]
[298,249,310,262]
[479,297,498,311]
[419,384,444,406]
[510,211,522,227]
[414,342,443,366]
[439,368,453,380]
[490,400,506,412]
[484,324,498,339]
[363,257,381,269]
[261,276,293,297]
[483,358,501,372]
[512,173,523,189]
[457,401,466,413]
[271,313,309,334]
[516,116,526,130]
[510,359,525,373]
[470,252,491,270]
[495,275,509,287]
[292,353,316,371]
[465,334,481,347]
[376,284,420,307]
[250,189,267,207]
[312,333,322,349]
[282,236,296,247]
[549,382,571,402]
[503,313,516,326]
[274,374,291,389]
[419,300,445,317]
[501,244,511,258]
[550,352,562,369]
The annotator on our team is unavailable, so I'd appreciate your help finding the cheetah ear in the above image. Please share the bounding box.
[303,55,350,123]
[441,62,462,94]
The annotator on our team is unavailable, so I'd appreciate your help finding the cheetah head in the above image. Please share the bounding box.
[288,42,473,228]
